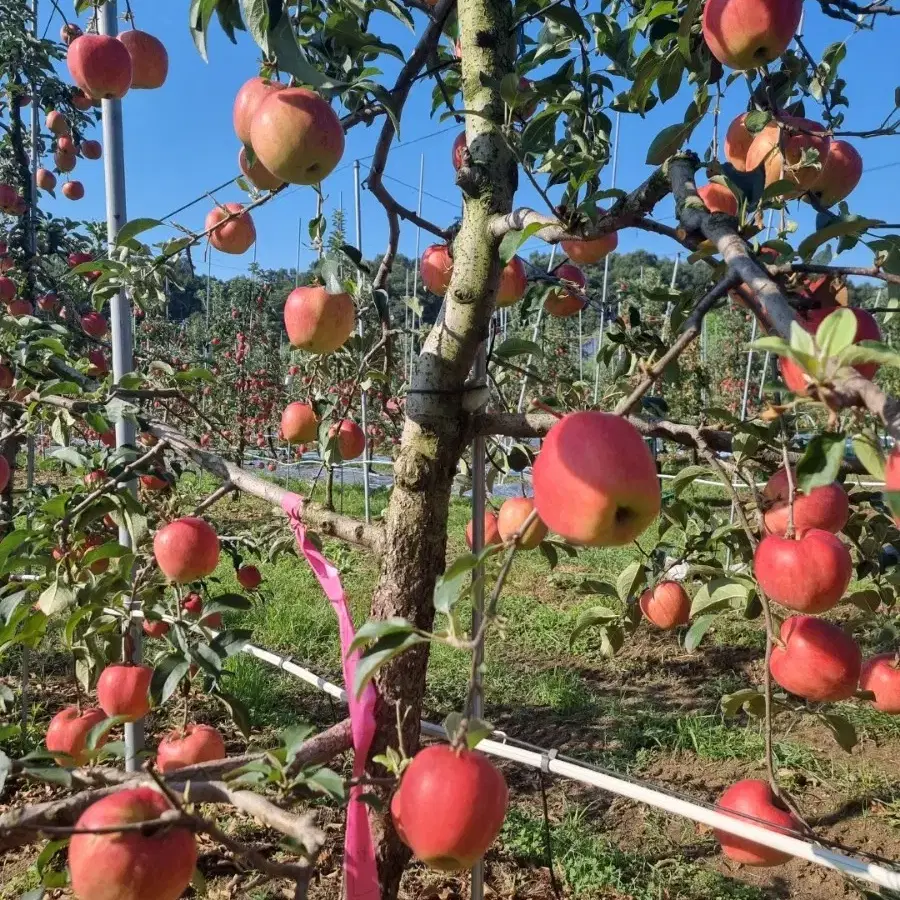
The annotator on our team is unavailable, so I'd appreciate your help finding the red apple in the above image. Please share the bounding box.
[746,116,830,194]
[780,305,881,393]
[724,112,755,172]
[392,745,508,871]
[762,466,848,535]
[754,529,851,613]
[81,139,102,160]
[769,616,861,702]
[117,30,168,90]
[55,148,77,173]
[421,244,454,296]
[96,663,153,721]
[544,263,586,318]
[697,182,738,216]
[72,88,92,110]
[68,787,197,900]
[238,146,284,191]
[533,411,660,546]
[236,565,262,590]
[283,285,355,354]
[81,312,108,338]
[139,473,169,492]
[142,618,170,639]
[702,0,802,70]
[0,364,13,389]
[811,140,862,208]
[886,450,900,524]
[67,34,133,100]
[205,202,256,255]
[859,654,900,713]
[465,510,502,550]
[451,131,467,170]
[181,592,204,616]
[250,87,345,185]
[639,581,691,629]
[496,255,528,308]
[0,277,14,303]
[46,110,70,136]
[37,293,60,313]
[87,348,109,376]
[714,779,800,866]
[7,299,32,316]
[497,497,547,550]
[36,168,57,191]
[153,516,220,583]
[330,418,365,460]
[45,705,107,766]
[281,401,319,443]
[561,217,618,265]
[233,76,286,146]
[62,181,85,201]
[156,724,226,772]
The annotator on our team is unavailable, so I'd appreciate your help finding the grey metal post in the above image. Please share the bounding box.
[353,160,371,523]
[469,340,488,900]
[593,112,620,403]
[516,245,556,413]
[205,251,211,338]
[99,1,142,770]
[577,308,584,381]
[409,154,425,375]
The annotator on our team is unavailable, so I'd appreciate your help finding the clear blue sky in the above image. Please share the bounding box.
[40,3,900,282]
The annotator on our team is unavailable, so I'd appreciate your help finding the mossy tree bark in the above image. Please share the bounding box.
[364,0,519,894]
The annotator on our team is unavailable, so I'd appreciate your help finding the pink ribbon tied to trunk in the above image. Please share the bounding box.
[281,493,380,900]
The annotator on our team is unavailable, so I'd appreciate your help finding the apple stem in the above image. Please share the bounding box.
[778,428,797,539]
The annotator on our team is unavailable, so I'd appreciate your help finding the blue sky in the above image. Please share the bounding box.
[40,3,900,282]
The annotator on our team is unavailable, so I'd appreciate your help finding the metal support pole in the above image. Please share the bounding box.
[205,251,211,339]
[516,245,555,413]
[577,308,584,381]
[593,112,620,404]
[99,1,142,771]
[469,340,488,900]
[353,161,371,523]
[409,154,425,375]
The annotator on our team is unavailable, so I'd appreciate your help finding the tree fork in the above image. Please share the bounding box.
[364,0,519,893]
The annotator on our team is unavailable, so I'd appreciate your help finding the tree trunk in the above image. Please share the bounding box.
[366,0,518,894]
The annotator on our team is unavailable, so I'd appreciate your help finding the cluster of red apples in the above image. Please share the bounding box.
[204,76,345,256]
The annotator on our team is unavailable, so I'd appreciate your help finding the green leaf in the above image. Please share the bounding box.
[645,121,696,165]
[840,341,900,369]
[189,0,219,60]
[498,223,547,264]
[798,217,882,260]
[216,691,252,738]
[115,218,162,245]
[690,578,749,616]
[433,554,479,616]
[37,581,75,616]
[744,110,772,133]
[465,717,494,749]
[348,617,416,654]
[570,605,619,646]
[683,613,716,651]
[0,750,9,794]
[852,433,885,480]
[493,338,543,360]
[283,723,315,763]
[151,655,190,705]
[721,687,766,718]
[354,631,427,698]
[616,560,646,601]
[305,766,346,800]
[796,433,845,493]
[748,336,792,357]
[815,307,857,358]
[669,465,707,496]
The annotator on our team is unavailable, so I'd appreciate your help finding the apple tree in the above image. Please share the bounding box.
[3,0,900,897]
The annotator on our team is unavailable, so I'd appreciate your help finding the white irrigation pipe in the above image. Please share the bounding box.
[657,473,887,489]
[114,604,900,893]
